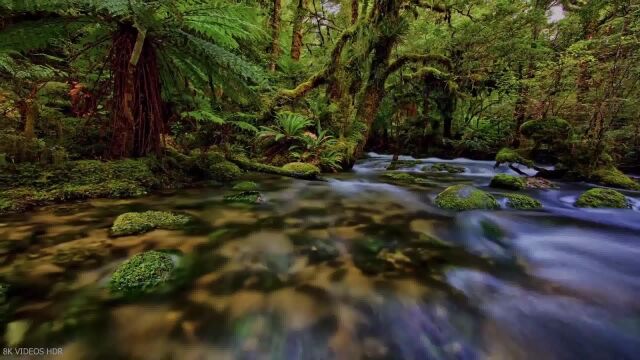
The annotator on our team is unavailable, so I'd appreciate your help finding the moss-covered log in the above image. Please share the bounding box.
[227,156,324,181]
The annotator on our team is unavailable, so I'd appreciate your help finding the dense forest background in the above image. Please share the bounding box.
[0,0,639,208]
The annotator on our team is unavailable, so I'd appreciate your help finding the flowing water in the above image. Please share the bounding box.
[1,153,640,359]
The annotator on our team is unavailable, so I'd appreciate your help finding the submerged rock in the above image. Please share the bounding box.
[575,188,630,209]
[281,162,321,176]
[223,191,263,204]
[110,211,191,236]
[435,185,499,211]
[490,174,526,190]
[424,163,465,173]
[504,193,542,210]
[109,251,176,296]
[386,160,423,170]
[382,172,434,186]
[232,181,259,191]
[304,239,339,263]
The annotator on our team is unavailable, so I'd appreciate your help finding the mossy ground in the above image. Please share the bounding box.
[490,174,526,190]
[109,251,175,296]
[575,188,630,208]
[111,211,191,236]
[434,185,499,211]
[504,193,542,209]
[281,162,321,176]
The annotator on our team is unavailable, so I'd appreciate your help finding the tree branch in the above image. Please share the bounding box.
[384,54,451,79]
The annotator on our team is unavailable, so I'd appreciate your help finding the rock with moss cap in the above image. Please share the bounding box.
[490,174,526,190]
[575,188,630,208]
[281,162,321,176]
[208,161,242,182]
[495,148,533,168]
[109,251,176,296]
[111,211,191,236]
[434,185,499,211]
[386,160,423,170]
[232,181,259,191]
[223,191,263,204]
[504,194,542,210]
[382,172,434,186]
[591,168,640,191]
[424,163,465,173]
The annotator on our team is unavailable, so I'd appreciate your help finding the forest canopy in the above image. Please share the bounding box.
[0,0,639,203]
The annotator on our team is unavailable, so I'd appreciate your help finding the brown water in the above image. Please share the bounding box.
[1,154,640,360]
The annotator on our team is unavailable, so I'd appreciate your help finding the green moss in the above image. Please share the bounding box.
[424,163,465,173]
[504,193,542,209]
[109,251,175,296]
[591,168,640,190]
[208,161,243,182]
[111,211,191,236]
[520,117,571,143]
[575,188,630,208]
[382,172,434,186]
[434,185,500,211]
[490,174,526,190]
[223,191,263,204]
[495,148,533,167]
[282,162,321,176]
[386,160,423,170]
[232,181,259,191]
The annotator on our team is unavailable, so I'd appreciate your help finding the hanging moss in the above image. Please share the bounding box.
[434,185,499,211]
[504,193,542,210]
[490,174,526,190]
[111,211,191,236]
[575,188,630,208]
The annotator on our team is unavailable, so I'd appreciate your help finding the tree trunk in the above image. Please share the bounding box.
[109,25,165,158]
[18,98,38,140]
[290,0,305,61]
[268,0,282,71]
[351,0,359,24]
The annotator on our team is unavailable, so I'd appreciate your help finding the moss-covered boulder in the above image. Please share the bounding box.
[232,181,259,191]
[382,172,434,186]
[223,191,263,204]
[109,251,176,296]
[591,168,640,191]
[490,174,526,190]
[386,160,423,170]
[575,188,630,208]
[282,162,321,176]
[111,211,191,236]
[434,185,500,211]
[520,117,571,144]
[495,148,533,167]
[504,194,542,210]
[424,163,465,173]
[208,161,242,182]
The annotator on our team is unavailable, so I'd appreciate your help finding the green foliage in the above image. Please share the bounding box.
[382,172,434,186]
[575,188,630,209]
[434,185,500,211]
[110,211,191,237]
[109,251,176,296]
[490,174,526,190]
[504,193,542,210]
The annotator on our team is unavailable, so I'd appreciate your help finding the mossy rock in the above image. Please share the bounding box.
[208,161,243,182]
[387,160,423,170]
[282,162,321,176]
[495,148,533,167]
[223,191,263,204]
[575,188,630,209]
[109,251,176,296]
[111,211,191,236]
[232,181,259,191]
[382,172,434,186]
[490,174,526,190]
[352,238,389,275]
[424,163,465,173]
[504,193,542,210]
[591,168,640,191]
[434,185,500,211]
[520,117,571,143]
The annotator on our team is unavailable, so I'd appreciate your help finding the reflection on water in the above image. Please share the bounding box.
[1,154,639,359]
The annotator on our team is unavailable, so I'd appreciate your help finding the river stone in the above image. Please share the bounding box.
[111,211,191,236]
[504,194,542,210]
[434,185,499,211]
[490,174,526,190]
[109,251,176,296]
[575,188,630,208]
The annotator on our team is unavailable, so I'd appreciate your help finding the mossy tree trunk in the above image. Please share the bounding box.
[290,0,305,61]
[268,0,282,71]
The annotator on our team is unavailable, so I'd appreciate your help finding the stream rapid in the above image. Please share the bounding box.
[1,153,640,359]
